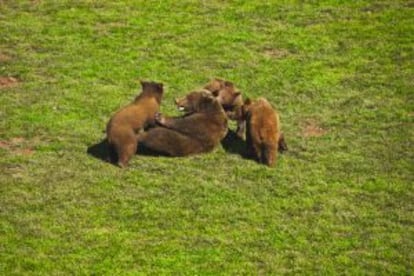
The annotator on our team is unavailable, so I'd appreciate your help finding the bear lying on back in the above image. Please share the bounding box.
[137,90,228,156]
[106,81,163,167]
[242,97,286,167]
[204,78,245,139]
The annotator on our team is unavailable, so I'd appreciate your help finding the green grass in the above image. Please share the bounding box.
[1,0,413,274]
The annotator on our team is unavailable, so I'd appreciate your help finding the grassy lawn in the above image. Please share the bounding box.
[1,0,413,274]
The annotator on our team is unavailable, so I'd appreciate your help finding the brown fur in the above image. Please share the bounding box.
[138,90,228,156]
[203,78,245,138]
[242,97,285,167]
[106,81,164,167]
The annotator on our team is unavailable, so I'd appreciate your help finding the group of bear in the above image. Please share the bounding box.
[106,78,287,168]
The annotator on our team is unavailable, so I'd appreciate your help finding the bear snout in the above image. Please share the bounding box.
[175,97,187,112]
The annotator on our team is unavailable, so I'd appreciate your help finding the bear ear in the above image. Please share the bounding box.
[244,98,252,105]
[157,82,163,90]
[224,80,234,87]
[233,92,241,99]
[140,80,147,88]
[198,94,215,111]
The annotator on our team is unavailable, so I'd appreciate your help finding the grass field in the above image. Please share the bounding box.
[1,1,413,274]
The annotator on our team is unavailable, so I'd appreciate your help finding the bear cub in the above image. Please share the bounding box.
[204,78,245,139]
[106,81,164,167]
[137,90,228,156]
[242,97,286,167]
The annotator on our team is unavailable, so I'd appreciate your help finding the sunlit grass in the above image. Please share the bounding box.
[0,1,413,274]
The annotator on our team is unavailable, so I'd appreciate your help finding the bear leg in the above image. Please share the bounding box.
[251,142,263,163]
[116,140,137,168]
[278,132,288,152]
[263,143,277,167]
[235,120,246,139]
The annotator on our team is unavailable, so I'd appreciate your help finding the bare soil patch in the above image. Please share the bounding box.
[0,76,19,88]
[263,48,290,59]
[0,53,12,62]
[301,119,328,138]
[0,137,34,156]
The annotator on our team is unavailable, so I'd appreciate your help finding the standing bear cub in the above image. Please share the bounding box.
[242,97,286,167]
[137,90,228,156]
[106,81,164,167]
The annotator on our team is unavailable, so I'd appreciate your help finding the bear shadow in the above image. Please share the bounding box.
[86,139,114,164]
[220,130,250,159]
[86,138,170,166]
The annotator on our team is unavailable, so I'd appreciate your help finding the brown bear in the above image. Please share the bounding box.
[106,81,164,167]
[137,90,228,156]
[242,97,286,167]
[204,78,245,139]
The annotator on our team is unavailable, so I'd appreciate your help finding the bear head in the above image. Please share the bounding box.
[204,78,242,108]
[138,80,164,104]
[175,90,222,114]
[203,78,226,93]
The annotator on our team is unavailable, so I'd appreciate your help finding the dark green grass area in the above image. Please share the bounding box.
[1,1,413,274]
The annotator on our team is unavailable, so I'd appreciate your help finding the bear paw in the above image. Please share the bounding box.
[155,112,166,125]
